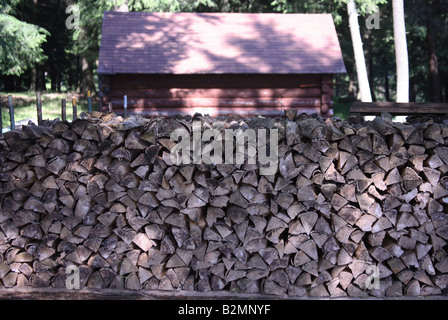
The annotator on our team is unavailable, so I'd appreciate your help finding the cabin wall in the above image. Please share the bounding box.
[100,74,334,117]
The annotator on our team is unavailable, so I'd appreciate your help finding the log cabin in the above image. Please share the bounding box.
[98,12,346,117]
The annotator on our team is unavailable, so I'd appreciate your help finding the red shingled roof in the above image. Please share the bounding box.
[98,12,346,75]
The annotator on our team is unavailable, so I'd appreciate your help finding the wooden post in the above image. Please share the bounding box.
[124,95,128,118]
[36,92,42,125]
[61,99,67,122]
[72,98,77,121]
[8,95,15,130]
[98,91,103,112]
[87,90,92,113]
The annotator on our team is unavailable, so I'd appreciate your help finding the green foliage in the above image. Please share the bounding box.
[335,0,387,14]
[0,13,49,76]
[270,0,387,24]
[270,0,336,15]
[127,0,210,11]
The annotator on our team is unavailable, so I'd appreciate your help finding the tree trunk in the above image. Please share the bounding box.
[68,65,74,92]
[410,76,417,102]
[346,63,356,98]
[426,0,441,102]
[445,77,448,102]
[4,75,15,92]
[347,0,372,102]
[385,74,390,101]
[365,32,376,102]
[36,63,45,92]
[29,66,37,91]
[78,56,96,95]
[348,76,356,98]
[29,0,38,92]
[393,0,409,103]
[219,0,230,12]
[57,72,62,92]
[75,55,80,91]
[50,64,57,92]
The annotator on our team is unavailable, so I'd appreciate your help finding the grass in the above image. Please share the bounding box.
[1,92,90,131]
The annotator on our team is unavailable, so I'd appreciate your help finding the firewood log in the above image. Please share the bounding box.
[3,112,448,297]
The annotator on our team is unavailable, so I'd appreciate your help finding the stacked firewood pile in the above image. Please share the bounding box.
[0,111,447,298]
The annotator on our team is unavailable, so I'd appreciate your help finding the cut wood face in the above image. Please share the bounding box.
[0,112,448,298]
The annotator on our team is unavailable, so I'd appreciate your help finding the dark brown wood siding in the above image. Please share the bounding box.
[100,74,334,117]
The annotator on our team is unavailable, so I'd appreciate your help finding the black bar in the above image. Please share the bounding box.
[36,92,42,125]
[72,99,77,121]
[61,99,67,122]
[7,95,15,130]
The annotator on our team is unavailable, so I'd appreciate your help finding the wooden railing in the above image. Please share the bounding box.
[350,102,448,115]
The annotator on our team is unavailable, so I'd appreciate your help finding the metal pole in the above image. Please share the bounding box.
[88,90,92,113]
[7,95,15,130]
[36,91,42,125]
[72,98,77,121]
[124,95,128,118]
[61,99,67,122]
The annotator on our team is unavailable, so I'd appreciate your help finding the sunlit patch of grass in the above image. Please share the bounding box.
[1,92,90,131]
